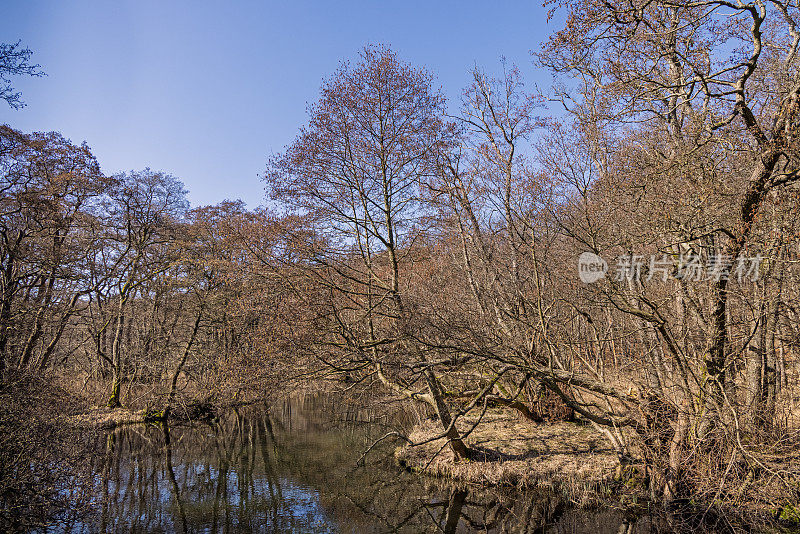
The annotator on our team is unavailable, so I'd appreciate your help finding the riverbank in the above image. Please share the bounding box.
[5,375,797,532]
[395,409,800,529]
[396,410,622,504]
[0,373,96,530]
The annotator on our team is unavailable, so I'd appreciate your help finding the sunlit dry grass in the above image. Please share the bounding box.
[395,410,618,504]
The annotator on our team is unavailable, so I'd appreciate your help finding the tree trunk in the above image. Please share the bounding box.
[0,258,16,386]
[162,307,203,420]
[375,361,471,460]
[423,368,471,460]
[663,409,688,502]
[107,294,128,408]
[745,341,764,427]
[762,294,779,425]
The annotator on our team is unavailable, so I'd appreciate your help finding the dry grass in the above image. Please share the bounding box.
[395,410,619,503]
[69,406,151,429]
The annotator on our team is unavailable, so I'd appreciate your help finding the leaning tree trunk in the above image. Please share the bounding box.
[375,359,471,460]
[161,306,203,420]
[422,367,471,460]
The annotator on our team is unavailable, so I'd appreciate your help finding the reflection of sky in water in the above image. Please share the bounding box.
[64,446,340,533]
[50,400,662,534]
[127,469,330,532]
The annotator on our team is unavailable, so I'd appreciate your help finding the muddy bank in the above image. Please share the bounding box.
[69,399,235,429]
[395,410,620,501]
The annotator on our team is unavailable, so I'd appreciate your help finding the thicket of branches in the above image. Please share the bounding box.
[3,0,800,519]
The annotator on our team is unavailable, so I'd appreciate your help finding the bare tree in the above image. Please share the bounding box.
[533,0,800,501]
[267,45,473,458]
[0,41,44,109]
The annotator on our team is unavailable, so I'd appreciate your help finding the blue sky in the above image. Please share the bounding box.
[1,1,557,208]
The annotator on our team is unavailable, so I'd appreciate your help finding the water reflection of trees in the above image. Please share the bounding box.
[79,397,662,533]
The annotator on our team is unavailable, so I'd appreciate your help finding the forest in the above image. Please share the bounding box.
[3,0,800,532]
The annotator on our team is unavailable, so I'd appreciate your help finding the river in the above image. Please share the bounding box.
[53,395,664,533]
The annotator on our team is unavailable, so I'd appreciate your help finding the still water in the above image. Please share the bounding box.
[56,396,662,533]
